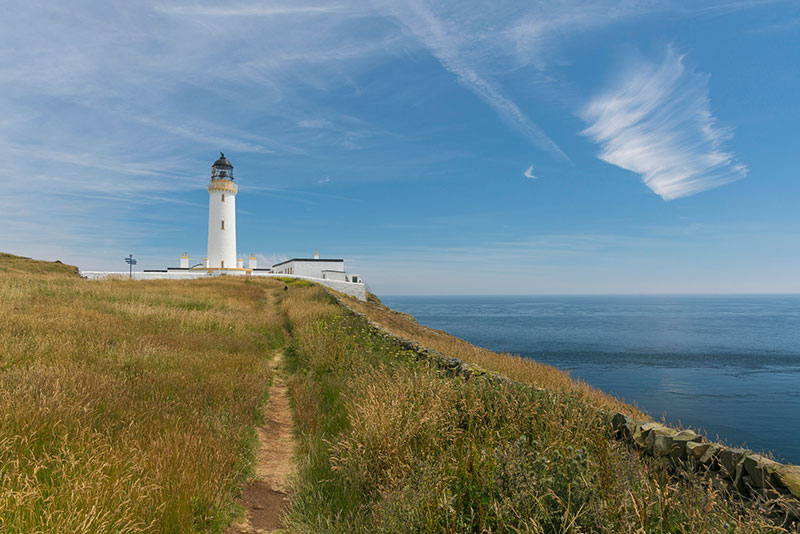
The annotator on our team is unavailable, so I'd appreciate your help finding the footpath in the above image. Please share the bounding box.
[227,347,295,533]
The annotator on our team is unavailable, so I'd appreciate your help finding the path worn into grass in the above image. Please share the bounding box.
[227,348,294,534]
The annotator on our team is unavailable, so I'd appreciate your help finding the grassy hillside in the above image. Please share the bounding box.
[0,254,285,532]
[0,252,79,276]
[0,253,793,532]
[344,293,647,419]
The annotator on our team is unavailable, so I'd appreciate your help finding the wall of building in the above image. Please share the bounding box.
[272,260,344,278]
[81,271,210,281]
[207,189,237,269]
[322,270,347,281]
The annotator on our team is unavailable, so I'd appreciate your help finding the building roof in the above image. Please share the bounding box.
[272,258,343,268]
[212,152,233,169]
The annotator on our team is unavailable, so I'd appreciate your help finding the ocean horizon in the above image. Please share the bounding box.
[381,294,800,464]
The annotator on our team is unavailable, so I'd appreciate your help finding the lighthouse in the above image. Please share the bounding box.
[207,153,238,269]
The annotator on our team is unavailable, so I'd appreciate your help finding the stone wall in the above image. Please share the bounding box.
[332,294,800,527]
[609,414,800,524]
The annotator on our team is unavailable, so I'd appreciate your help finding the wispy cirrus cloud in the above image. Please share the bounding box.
[580,48,746,200]
[377,0,567,158]
[297,119,334,129]
[155,5,338,17]
[523,165,537,179]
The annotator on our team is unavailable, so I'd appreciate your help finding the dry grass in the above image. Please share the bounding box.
[285,286,794,533]
[0,252,79,277]
[343,294,647,419]
[0,255,286,533]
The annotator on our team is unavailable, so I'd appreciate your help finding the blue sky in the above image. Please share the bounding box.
[1,1,798,295]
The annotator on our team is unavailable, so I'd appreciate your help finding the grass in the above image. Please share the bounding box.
[341,293,647,419]
[1,254,795,532]
[0,252,79,276]
[0,255,286,533]
[284,286,795,533]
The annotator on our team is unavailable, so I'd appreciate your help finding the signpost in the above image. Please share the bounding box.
[125,254,137,279]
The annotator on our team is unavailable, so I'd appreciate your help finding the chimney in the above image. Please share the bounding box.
[203,258,209,268]
[314,249,319,259]
[236,258,244,269]
[249,254,257,270]
[180,252,189,269]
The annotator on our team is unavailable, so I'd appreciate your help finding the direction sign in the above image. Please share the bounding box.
[125,254,137,278]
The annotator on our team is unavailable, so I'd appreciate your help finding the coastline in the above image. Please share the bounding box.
[381,294,800,465]
[336,290,800,524]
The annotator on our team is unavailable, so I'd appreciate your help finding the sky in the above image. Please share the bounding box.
[1,0,798,295]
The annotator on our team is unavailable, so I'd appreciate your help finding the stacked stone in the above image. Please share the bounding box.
[394,338,510,384]
[611,413,800,525]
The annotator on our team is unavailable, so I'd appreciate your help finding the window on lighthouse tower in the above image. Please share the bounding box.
[221,220,225,230]
[221,194,225,202]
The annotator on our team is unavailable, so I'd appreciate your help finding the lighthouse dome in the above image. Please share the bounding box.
[211,153,234,180]
[213,153,233,168]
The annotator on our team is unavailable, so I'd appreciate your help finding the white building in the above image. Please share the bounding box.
[272,257,342,277]
[272,252,361,283]
[206,153,239,270]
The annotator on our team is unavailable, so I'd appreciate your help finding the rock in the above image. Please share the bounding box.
[711,473,732,493]
[732,464,751,496]
[773,465,800,499]
[401,340,420,350]
[611,412,635,439]
[687,442,711,460]
[669,430,703,461]
[698,443,724,470]
[632,422,663,449]
[647,427,678,457]
[718,447,747,481]
[611,412,630,429]
[742,454,781,489]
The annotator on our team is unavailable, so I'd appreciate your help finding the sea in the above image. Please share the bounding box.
[380,295,800,465]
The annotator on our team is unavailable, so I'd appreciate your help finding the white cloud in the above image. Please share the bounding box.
[376,0,566,157]
[523,164,537,179]
[298,119,334,129]
[256,253,288,268]
[580,48,746,200]
[131,115,277,155]
[155,5,338,17]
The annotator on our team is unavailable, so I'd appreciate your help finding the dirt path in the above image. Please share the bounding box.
[227,350,294,534]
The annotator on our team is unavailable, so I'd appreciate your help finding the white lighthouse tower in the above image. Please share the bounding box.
[207,153,238,270]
